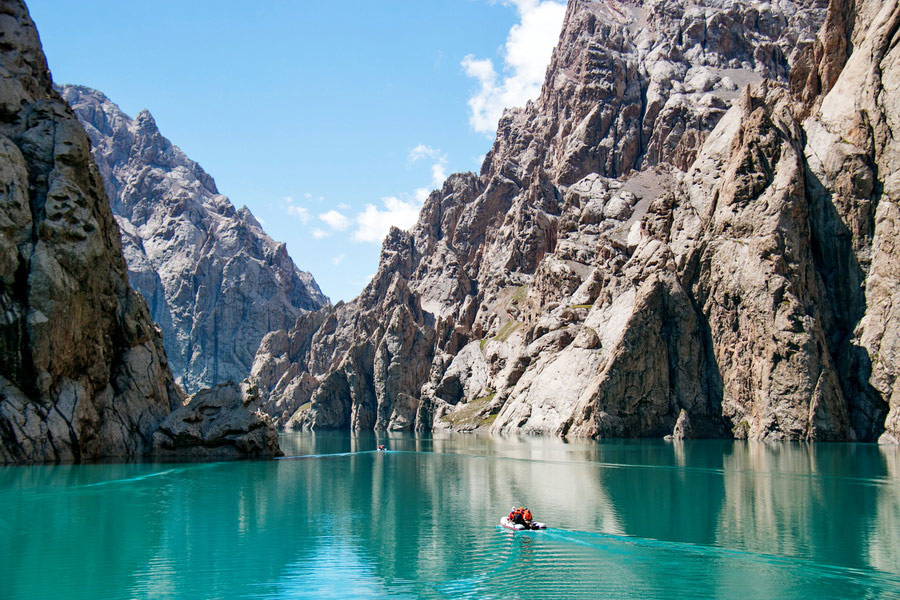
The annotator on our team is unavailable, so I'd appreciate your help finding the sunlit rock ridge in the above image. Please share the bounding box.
[0,1,281,462]
[58,85,329,393]
[250,0,900,443]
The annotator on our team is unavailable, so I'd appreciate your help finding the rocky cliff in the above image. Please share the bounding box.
[0,0,281,462]
[251,0,899,443]
[58,85,328,393]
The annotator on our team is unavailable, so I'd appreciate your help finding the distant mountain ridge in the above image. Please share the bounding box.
[59,85,328,393]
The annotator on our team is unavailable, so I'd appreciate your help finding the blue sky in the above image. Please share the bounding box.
[27,0,565,302]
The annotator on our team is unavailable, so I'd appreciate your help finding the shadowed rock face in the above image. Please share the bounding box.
[57,85,328,394]
[250,0,898,442]
[799,0,900,443]
[0,0,283,463]
[0,0,182,462]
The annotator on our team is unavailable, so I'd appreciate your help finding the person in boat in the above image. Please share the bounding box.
[377,444,386,451]
[523,508,533,523]
[510,507,527,525]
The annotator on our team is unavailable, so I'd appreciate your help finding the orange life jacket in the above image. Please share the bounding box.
[524,509,532,521]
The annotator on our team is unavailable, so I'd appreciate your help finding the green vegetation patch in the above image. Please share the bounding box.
[571,304,593,309]
[511,285,528,305]
[297,401,312,413]
[732,420,750,437]
[479,413,498,427]
[495,320,522,342]
[441,391,496,427]
[476,391,496,403]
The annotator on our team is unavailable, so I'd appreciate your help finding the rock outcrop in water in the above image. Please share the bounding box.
[251,0,900,442]
[0,0,282,462]
[56,85,328,393]
[152,382,282,458]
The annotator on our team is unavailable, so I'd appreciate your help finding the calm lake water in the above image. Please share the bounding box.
[1,433,899,599]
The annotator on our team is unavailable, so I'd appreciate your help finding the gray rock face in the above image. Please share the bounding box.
[0,0,283,463]
[0,0,183,462]
[57,85,328,393]
[250,0,898,442]
[483,0,827,184]
[152,382,282,459]
[798,0,900,443]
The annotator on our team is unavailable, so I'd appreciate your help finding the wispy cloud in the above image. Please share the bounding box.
[409,143,442,163]
[332,253,346,265]
[409,143,449,188]
[319,210,350,231]
[283,196,311,224]
[462,0,565,134]
[312,228,329,239]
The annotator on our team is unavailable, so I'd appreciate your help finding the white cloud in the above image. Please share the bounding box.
[462,0,566,134]
[337,202,351,211]
[353,196,423,243]
[409,143,442,163]
[409,143,449,188]
[431,163,447,188]
[312,228,329,239]
[332,253,346,265]
[319,210,350,231]
[286,205,310,223]
[409,144,447,163]
[414,188,430,203]
[282,196,311,224]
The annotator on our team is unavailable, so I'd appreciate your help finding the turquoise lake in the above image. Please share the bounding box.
[2,434,899,599]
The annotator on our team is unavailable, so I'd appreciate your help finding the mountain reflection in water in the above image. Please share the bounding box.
[1,434,898,599]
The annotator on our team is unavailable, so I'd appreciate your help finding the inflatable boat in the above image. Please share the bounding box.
[500,516,546,530]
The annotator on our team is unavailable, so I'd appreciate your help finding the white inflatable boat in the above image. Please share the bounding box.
[500,516,546,531]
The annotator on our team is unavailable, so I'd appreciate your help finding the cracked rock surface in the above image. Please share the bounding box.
[251,0,899,443]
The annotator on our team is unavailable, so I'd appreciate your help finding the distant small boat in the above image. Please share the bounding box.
[500,516,546,530]
[377,445,386,451]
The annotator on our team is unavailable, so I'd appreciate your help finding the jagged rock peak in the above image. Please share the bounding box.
[482,0,828,184]
[57,83,329,393]
[249,0,899,444]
